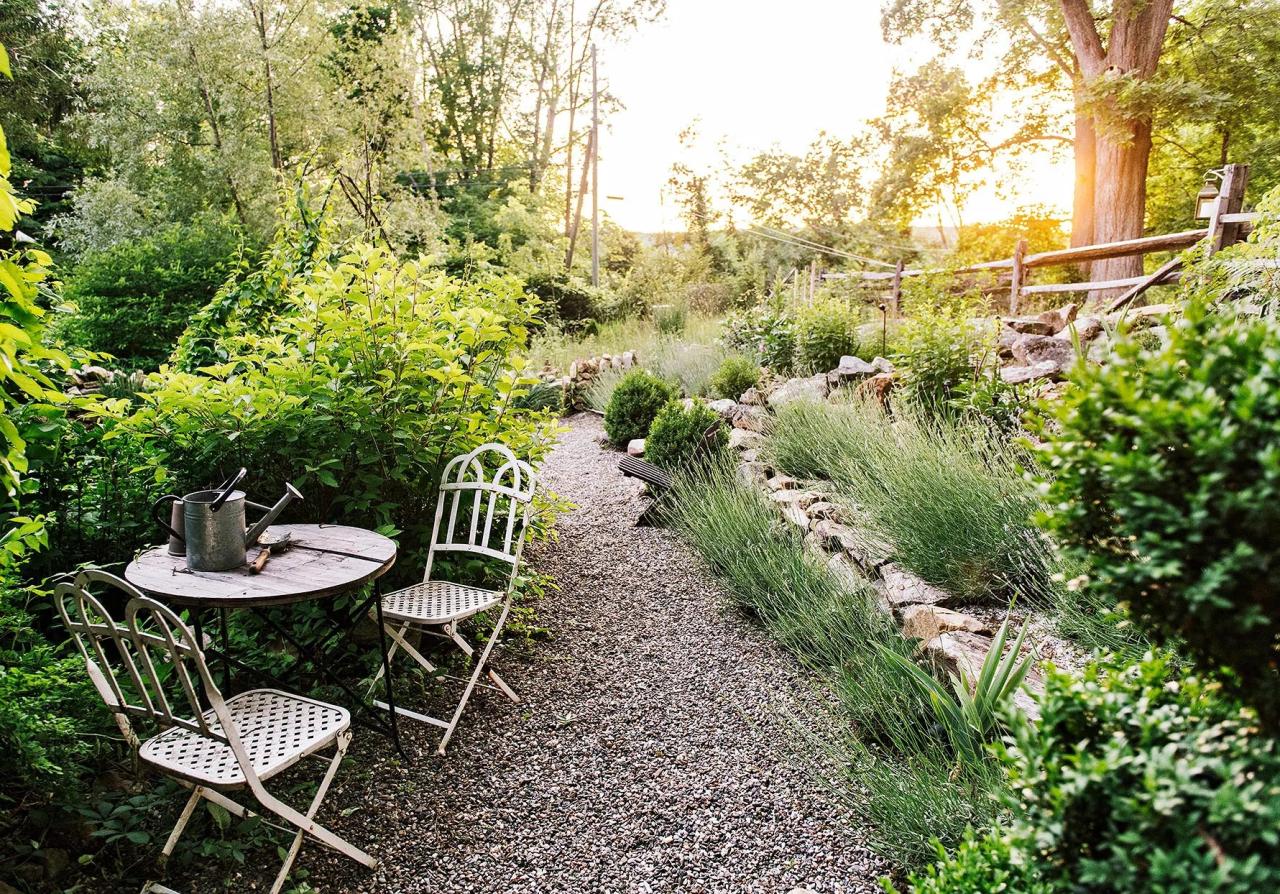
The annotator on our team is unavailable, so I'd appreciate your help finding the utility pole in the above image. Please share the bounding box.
[591,44,600,289]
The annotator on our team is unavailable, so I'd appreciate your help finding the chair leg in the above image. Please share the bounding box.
[448,624,519,704]
[437,601,513,755]
[267,731,363,894]
[153,786,202,875]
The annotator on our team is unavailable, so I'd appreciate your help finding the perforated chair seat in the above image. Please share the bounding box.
[139,689,349,788]
[380,580,502,624]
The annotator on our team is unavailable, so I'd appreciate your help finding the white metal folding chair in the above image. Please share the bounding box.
[55,569,376,894]
[368,442,537,754]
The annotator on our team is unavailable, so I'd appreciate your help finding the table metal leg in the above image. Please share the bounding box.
[219,607,233,694]
[373,586,405,759]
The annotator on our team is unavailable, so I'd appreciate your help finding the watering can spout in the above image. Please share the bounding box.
[245,483,303,547]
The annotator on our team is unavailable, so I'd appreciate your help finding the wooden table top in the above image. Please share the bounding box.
[125,523,397,608]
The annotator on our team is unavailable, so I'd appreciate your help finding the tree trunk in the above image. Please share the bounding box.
[1090,117,1153,285]
[1070,98,1096,252]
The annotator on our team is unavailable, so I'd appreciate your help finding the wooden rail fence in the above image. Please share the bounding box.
[822,163,1257,315]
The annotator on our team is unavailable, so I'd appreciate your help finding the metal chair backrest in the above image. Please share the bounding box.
[55,569,225,744]
[424,443,537,583]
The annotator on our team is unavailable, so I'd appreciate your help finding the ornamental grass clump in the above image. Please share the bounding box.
[768,395,1059,607]
[660,460,1007,867]
[603,369,678,446]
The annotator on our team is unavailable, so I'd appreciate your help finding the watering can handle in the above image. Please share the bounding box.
[152,494,184,543]
[211,468,247,512]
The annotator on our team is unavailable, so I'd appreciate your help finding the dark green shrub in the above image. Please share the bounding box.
[603,370,677,446]
[722,306,796,373]
[1039,301,1280,728]
[794,299,860,373]
[61,217,244,369]
[645,400,726,470]
[707,354,760,400]
[512,380,565,414]
[524,272,600,331]
[909,653,1280,892]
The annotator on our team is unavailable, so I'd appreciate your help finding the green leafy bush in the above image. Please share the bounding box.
[707,354,760,400]
[523,272,600,331]
[794,298,861,373]
[645,400,726,471]
[653,303,686,335]
[895,828,1050,894]
[1039,301,1280,727]
[603,370,677,446]
[722,306,796,373]
[909,653,1280,892]
[111,243,557,577]
[892,299,983,416]
[60,217,244,369]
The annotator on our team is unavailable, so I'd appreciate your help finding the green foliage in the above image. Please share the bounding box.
[721,305,796,373]
[523,272,600,332]
[646,341,724,398]
[111,243,556,575]
[891,294,984,416]
[768,396,1059,606]
[644,400,726,471]
[1039,300,1280,728]
[172,186,329,373]
[794,298,863,374]
[881,616,1032,765]
[603,370,678,447]
[891,827,1050,894]
[512,380,565,415]
[59,217,244,369]
[653,303,686,335]
[914,654,1280,893]
[707,354,760,400]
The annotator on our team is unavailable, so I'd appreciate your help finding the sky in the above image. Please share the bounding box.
[595,0,1075,233]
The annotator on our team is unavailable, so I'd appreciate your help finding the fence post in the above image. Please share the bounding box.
[1009,237,1027,315]
[889,260,905,317]
[1209,163,1250,255]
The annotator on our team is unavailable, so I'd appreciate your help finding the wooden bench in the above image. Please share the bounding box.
[617,420,723,524]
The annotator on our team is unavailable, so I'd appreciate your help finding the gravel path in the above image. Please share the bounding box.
[207,413,885,894]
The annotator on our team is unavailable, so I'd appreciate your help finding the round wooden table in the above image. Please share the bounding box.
[125,523,396,607]
[125,523,406,755]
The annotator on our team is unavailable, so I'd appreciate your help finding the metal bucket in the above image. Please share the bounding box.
[183,489,250,572]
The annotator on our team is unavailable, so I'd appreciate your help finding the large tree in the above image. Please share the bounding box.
[883,0,1177,282]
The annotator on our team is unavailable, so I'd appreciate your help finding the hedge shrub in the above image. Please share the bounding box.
[61,217,244,369]
[707,354,760,401]
[903,654,1280,892]
[603,370,677,446]
[1039,300,1280,728]
[645,401,726,471]
[722,306,796,373]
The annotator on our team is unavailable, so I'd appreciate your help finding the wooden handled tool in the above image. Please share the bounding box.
[249,532,293,574]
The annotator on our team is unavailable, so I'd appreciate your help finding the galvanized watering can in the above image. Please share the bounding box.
[152,468,303,572]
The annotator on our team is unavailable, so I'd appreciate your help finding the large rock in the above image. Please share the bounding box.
[881,563,951,607]
[728,429,765,451]
[767,374,829,407]
[732,406,769,432]
[810,518,891,571]
[771,489,824,510]
[708,398,738,419]
[1039,302,1078,334]
[828,356,877,387]
[1066,315,1104,343]
[901,605,990,642]
[921,630,991,681]
[739,386,765,406]
[620,350,636,369]
[1011,334,1076,368]
[1001,315,1057,336]
[1107,302,1171,330]
[767,474,798,491]
[781,504,809,529]
[1001,361,1061,385]
[737,461,768,487]
[871,356,896,374]
[626,438,646,457]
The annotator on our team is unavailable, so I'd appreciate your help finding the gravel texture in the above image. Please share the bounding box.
[190,413,885,894]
